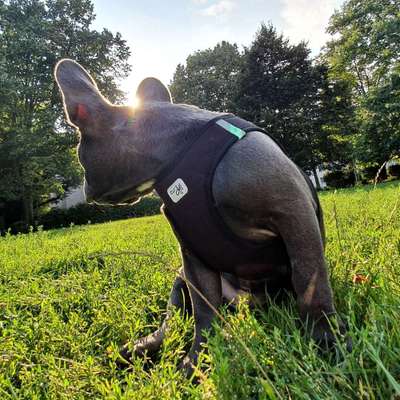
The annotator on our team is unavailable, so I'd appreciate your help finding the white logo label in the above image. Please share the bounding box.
[167,178,188,203]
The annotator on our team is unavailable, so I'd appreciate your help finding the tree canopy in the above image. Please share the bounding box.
[0,0,131,229]
[324,0,400,165]
[170,24,354,182]
[170,41,242,112]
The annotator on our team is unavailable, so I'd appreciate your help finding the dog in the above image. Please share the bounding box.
[54,59,350,377]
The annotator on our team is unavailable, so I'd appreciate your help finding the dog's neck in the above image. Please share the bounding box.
[131,102,222,192]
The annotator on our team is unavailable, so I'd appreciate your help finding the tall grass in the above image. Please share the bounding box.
[0,182,399,399]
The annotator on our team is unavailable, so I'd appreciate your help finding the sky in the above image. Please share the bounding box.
[91,0,345,103]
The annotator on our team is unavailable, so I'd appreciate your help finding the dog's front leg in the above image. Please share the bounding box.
[119,270,191,363]
[180,248,222,376]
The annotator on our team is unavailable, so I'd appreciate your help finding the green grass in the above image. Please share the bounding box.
[1,182,399,399]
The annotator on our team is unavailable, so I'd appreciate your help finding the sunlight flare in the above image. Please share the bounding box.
[127,92,141,108]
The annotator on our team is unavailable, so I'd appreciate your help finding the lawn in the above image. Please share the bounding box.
[0,182,399,399]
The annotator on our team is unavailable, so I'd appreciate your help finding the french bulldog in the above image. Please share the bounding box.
[54,59,349,377]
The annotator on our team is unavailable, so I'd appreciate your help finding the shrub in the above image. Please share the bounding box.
[361,165,388,183]
[324,168,355,188]
[39,195,162,230]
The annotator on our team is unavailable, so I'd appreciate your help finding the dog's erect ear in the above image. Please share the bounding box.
[136,77,172,103]
[54,59,108,129]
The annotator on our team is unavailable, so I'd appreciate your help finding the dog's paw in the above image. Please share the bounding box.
[178,356,203,384]
[178,356,195,376]
[117,338,156,369]
[116,342,134,369]
[310,314,352,353]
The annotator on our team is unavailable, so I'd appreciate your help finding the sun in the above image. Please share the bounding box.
[132,95,141,108]
[126,92,141,108]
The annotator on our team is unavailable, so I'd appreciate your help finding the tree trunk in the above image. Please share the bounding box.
[22,192,34,229]
[312,166,321,190]
[0,215,4,233]
[351,158,359,185]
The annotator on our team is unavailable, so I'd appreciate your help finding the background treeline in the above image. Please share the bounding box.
[1,0,399,232]
[170,0,400,188]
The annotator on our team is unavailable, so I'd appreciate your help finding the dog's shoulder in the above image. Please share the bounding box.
[213,130,315,212]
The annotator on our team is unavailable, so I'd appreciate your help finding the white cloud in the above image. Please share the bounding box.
[191,0,209,4]
[280,0,343,52]
[200,0,235,17]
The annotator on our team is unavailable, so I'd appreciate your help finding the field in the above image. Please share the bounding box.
[0,182,399,399]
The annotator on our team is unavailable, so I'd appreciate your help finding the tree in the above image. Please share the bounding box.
[235,23,353,181]
[0,0,131,229]
[169,41,242,112]
[293,64,355,184]
[324,0,400,165]
[358,68,400,163]
[236,24,317,170]
[326,0,400,99]
[313,64,356,172]
[236,24,313,122]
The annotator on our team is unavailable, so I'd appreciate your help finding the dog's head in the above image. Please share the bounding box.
[54,59,172,204]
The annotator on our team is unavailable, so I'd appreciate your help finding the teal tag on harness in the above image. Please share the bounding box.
[216,119,246,139]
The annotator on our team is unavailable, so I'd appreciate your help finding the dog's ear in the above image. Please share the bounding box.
[54,59,108,130]
[136,77,172,103]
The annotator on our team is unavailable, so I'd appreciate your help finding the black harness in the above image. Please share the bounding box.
[154,115,291,273]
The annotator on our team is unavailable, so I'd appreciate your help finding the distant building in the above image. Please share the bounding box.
[308,166,327,189]
[387,158,399,169]
[55,186,86,209]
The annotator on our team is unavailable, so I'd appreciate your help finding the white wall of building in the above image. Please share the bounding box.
[308,166,327,189]
[56,186,86,209]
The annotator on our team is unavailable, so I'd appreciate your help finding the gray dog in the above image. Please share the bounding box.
[55,59,349,377]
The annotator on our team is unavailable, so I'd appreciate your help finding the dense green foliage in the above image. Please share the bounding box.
[0,182,399,398]
[170,41,242,113]
[324,0,400,166]
[236,25,354,176]
[0,0,131,228]
[323,167,356,189]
